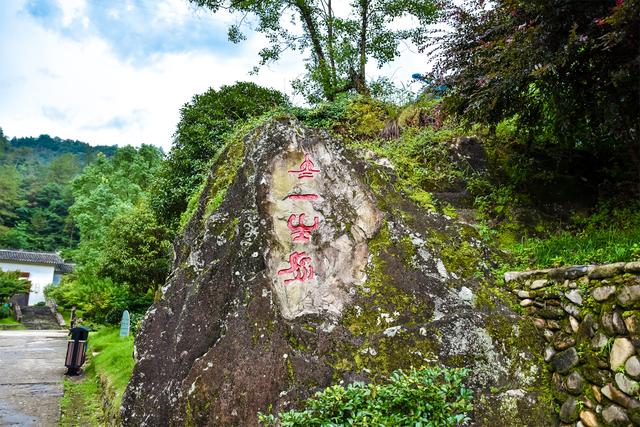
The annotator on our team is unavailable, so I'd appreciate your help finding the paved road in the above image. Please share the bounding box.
[0,330,68,426]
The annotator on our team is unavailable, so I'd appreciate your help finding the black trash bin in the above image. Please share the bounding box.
[65,326,90,375]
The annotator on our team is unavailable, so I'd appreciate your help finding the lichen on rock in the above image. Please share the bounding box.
[122,118,555,426]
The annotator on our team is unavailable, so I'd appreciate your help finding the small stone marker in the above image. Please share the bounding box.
[120,310,130,337]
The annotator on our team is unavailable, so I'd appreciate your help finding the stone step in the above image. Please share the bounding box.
[20,306,62,330]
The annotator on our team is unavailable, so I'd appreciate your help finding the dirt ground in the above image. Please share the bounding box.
[0,330,68,426]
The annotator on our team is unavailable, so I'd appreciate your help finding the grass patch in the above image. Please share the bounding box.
[500,204,640,269]
[59,368,103,426]
[507,228,640,269]
[0,316,25,330]
[89,326,135,410]
[60,326,135,425]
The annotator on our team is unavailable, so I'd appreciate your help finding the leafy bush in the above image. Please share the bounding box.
[97,201,172,295]
[46,272,152,325]
[129,312,145,335]
[436,0,639,175]
[292,94,354,129]
[505,203,640,268]
[294,95,399,140]
[0,270,30,302]
[346,117,466,211]
[0,305,11,319]
[150,82,289,229]
[258,367,472,426]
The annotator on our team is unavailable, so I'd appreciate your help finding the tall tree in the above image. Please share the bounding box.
[433,0,639,179]
[46,153,81,185]
[150,82,288,229]
[189,0,439,102]
[0,165,21,230]
[98,201,172,294]
[69,145,163,264]
[0,127,7,158]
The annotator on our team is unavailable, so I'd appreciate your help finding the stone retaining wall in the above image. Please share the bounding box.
[505,262,640,426]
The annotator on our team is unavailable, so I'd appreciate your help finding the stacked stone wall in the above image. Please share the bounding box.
[506,262,640,426]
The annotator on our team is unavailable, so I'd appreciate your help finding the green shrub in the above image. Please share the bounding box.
[150,82,289,229]
[0,305,11,319]
[294,95,398,140]
[503,203,640,268]
[46,272,152,325]
[259,367,472,426]
[0,270,30,302]
[292,94,353,129]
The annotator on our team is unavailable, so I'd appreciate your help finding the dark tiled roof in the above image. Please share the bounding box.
[0,249,65,265]
[55,263,75,274]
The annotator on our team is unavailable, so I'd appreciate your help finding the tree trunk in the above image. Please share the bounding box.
[326,0,337,89]
[294,0,335,100]
[356,0,369,95]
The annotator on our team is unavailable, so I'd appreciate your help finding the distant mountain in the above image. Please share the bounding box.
[0,131,119,252]
[7,134,117,167]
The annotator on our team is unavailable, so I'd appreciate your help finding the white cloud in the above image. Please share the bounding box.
[58,0,86,27]
[155,0,192,26]
[0,0,306,151]
[0,0,432,152]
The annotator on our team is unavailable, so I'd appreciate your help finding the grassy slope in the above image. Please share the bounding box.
[323,97,640,271]
[90,327,135,406]
[0,316,25,330]
[60,326,135,425]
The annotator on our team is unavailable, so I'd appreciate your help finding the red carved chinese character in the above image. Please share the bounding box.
[288,153,320,179]
[287,213,319,242]
[277,251,314,284]
[287,193,319,201]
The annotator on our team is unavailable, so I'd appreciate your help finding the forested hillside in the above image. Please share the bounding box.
[0,127,120,251]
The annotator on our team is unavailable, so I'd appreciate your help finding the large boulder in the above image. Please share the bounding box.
[122,118,555,426]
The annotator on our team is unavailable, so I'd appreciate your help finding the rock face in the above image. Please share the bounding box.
[506,265,640,426]
[264,147,381,319]
[122,119,554,426]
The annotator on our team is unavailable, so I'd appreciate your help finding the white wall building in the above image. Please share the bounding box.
[0,249,74,305]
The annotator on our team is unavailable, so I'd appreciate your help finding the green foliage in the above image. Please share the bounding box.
[259,367,472,426]
[46,273,152,325]
[341,98,468,211]
[505,204,640,268]
[0,316,22,326]
[435,0,640,181]
[150,82,287,230]
[7,134,116,163]
[0,131,113,251]
[0,164,21,228]
[98,201,172,294]
[291,95,355,129]
[190,1,439,102]
[295,94,397,139]
[0,127,7,156]
[69,145,163,264]
[60,326,135,425]
[0,270,30,302]
[0,305,11,319]
[41,144,169,324]
[88,326,135,407]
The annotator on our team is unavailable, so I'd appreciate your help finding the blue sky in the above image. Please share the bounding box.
[0,0,426,150]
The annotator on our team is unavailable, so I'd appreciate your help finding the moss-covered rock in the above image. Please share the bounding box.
[122,118,555,426]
